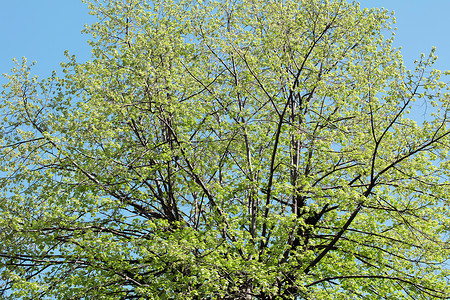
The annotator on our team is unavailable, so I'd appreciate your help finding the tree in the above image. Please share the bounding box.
[1,0,450,298]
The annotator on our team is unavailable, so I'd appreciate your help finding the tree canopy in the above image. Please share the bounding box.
[1,0,450,299]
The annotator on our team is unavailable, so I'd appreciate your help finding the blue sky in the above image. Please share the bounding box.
[1,0,450,82]
[359,0,450,71]
[0,1,94,83]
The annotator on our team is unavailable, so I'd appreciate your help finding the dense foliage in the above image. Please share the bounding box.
[1,0,450,298]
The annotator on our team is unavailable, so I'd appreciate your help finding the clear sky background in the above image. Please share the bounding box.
[1,0,450,83]
[0,1,94,84]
